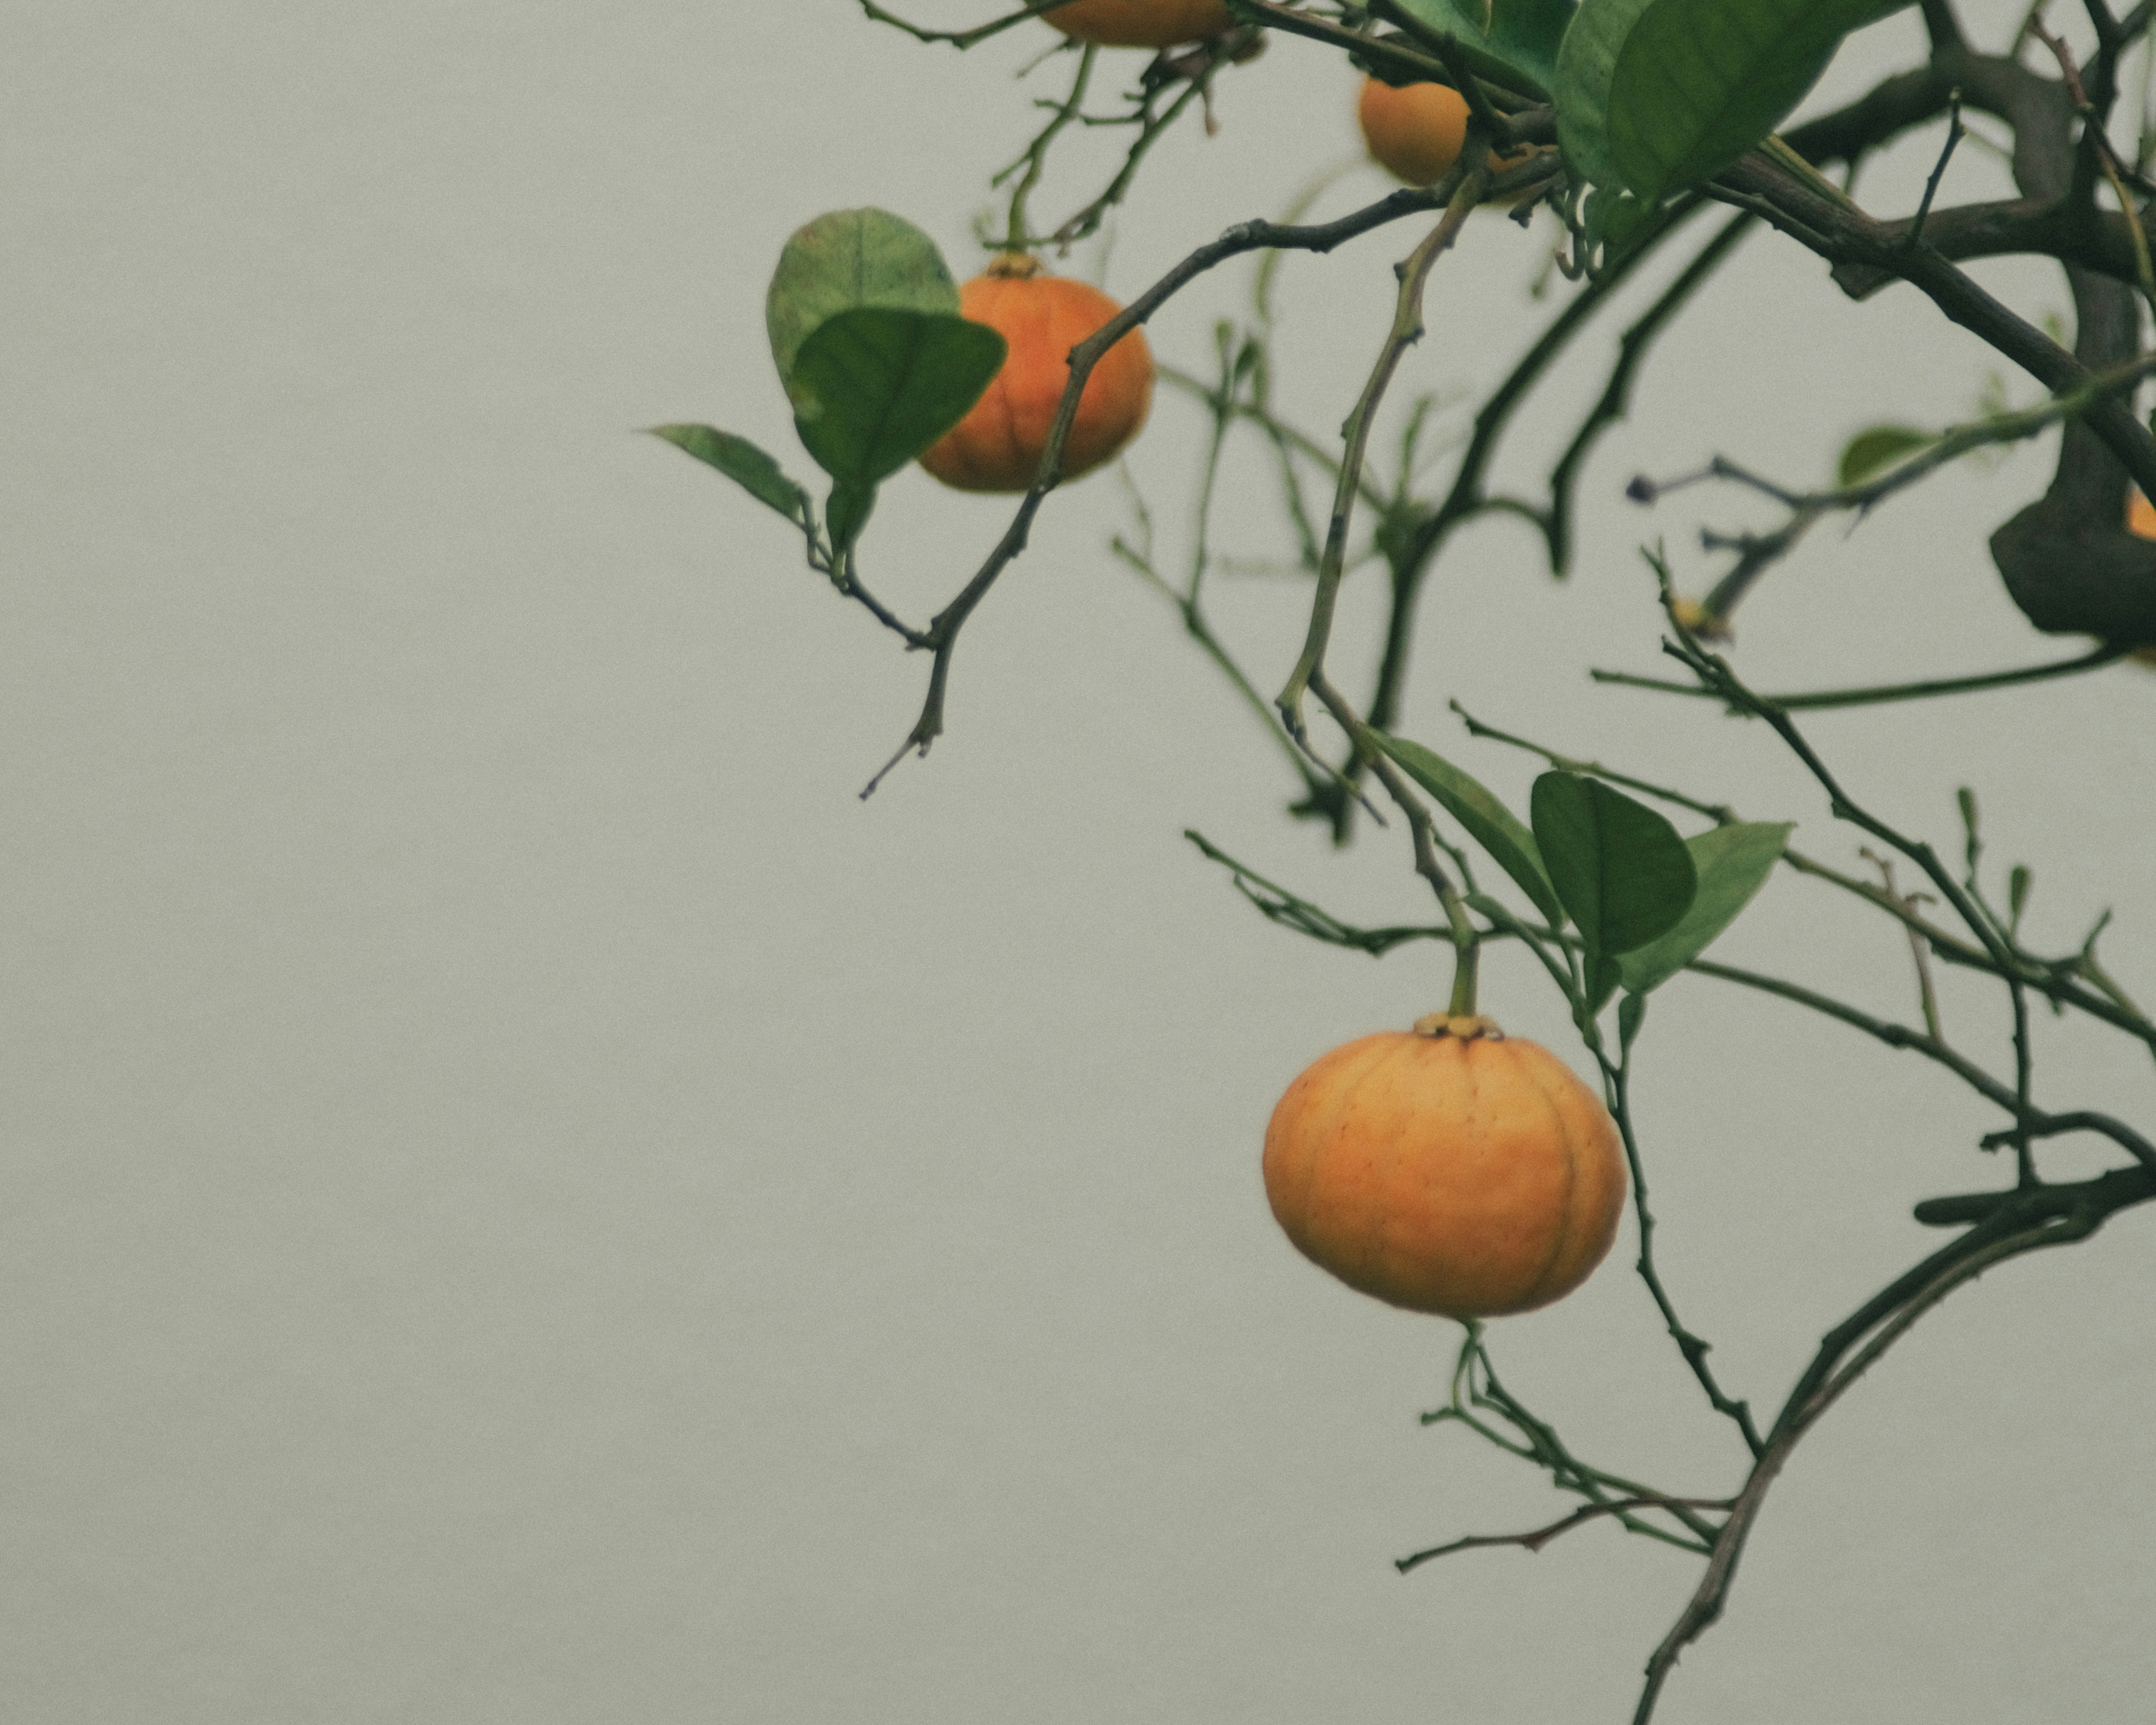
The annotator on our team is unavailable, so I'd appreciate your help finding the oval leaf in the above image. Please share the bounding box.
[1385,0,1577,98]
[766,209,961,406]
[1553,0,1660,191]
[1605,0,1908,202]
[825,481,876,558]
[650,425,810,524]
[1616,820,1792,995]
[1837,423,1933,488]
[1529,772,1696,959]
[790,305,1006,490]
[1374,733,1566,930]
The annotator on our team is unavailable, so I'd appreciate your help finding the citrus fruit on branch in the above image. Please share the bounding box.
[918,253,1154,494]
[1262,1014,1627,1318]
[1356,76,1538,194]
[1044,0,1235,48]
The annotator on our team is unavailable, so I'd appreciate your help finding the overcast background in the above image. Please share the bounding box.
[6,3,2152,1721]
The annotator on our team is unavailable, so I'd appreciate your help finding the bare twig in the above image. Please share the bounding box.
[1624,349,2156,623]
[1277,163,1492,743]
[1396,1496,1733,1572]
[1905,88,1968,249]
[1602,1048,1767,1455]
[1862,849,1946,1039]
[1591,644,2130,708]
[858,0,1091,48]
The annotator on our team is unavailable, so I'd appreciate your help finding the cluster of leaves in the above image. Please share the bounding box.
[1371,733,1789,1015]
[658,208,1000,558]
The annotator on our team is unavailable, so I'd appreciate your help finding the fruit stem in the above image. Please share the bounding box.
[1446,910,1481,1017]
[998,43,1096,251]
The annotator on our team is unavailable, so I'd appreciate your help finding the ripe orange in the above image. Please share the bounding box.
[1356,76,1538,195]
[1262,1014,1627,1318]
[919,254,1153,494]
[2128,489,2156,540]
[1044,0,1234,47]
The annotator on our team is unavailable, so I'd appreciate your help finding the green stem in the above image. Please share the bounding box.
[1277,162,1487,740]
[1589,643,2129,709]
[998,44,1095,252]
[1446,928,1480,1017]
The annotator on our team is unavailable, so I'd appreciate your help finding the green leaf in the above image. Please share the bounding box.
[1617,820,1792,994]
[1373,733,1566,930]
[1553,0,1659,190]
[790,305,1006,489]
[1530,772,1697,958]
[826,482,876,556]
[1837,423,1934,488]
[766,209,962,408]
[1584,953,1624,1015]
[1604,0,1910,201]
[1385,0,1577,99]
[649,425,811,524]
[1618,989,1648,1050]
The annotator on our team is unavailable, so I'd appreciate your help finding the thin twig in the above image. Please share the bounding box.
[993,44,1097,250]
[1685,957,2156,1169]
[1396,1496,1732,1572]
[1591,644,2131,708]
[858,0,1092,48]
[1861,849,1945,1039]
[1904,89,1968,249]
[1604,1049,1767,1455]
[1277,162,1492,742]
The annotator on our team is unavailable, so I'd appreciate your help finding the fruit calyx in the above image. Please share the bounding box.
[1411,1012,1504,1042]
[984,251,1043,281]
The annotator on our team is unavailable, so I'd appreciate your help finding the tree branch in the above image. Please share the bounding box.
[858,182,1471,795]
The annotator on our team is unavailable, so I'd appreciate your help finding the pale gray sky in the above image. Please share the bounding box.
[6,3,2152,1722]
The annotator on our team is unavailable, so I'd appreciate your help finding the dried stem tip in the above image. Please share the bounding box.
[1413,1012,1504,1041]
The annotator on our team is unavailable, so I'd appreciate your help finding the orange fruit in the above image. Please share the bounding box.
[1044,0,1234,47]
[2128,489,2156,539]
[1262,1014,1627,1318]
[919,254,1153,494]
[1356,76,1538,195]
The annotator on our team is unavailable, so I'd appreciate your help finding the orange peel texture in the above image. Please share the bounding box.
[1262,1026,1628,1318]
[919,258,1153,495]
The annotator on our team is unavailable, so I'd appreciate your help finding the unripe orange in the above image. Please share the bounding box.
[1262,1015,1627,1318]
[1044,0,1234,47]
[1356,76,1538,195]
[919,255,1153,494]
